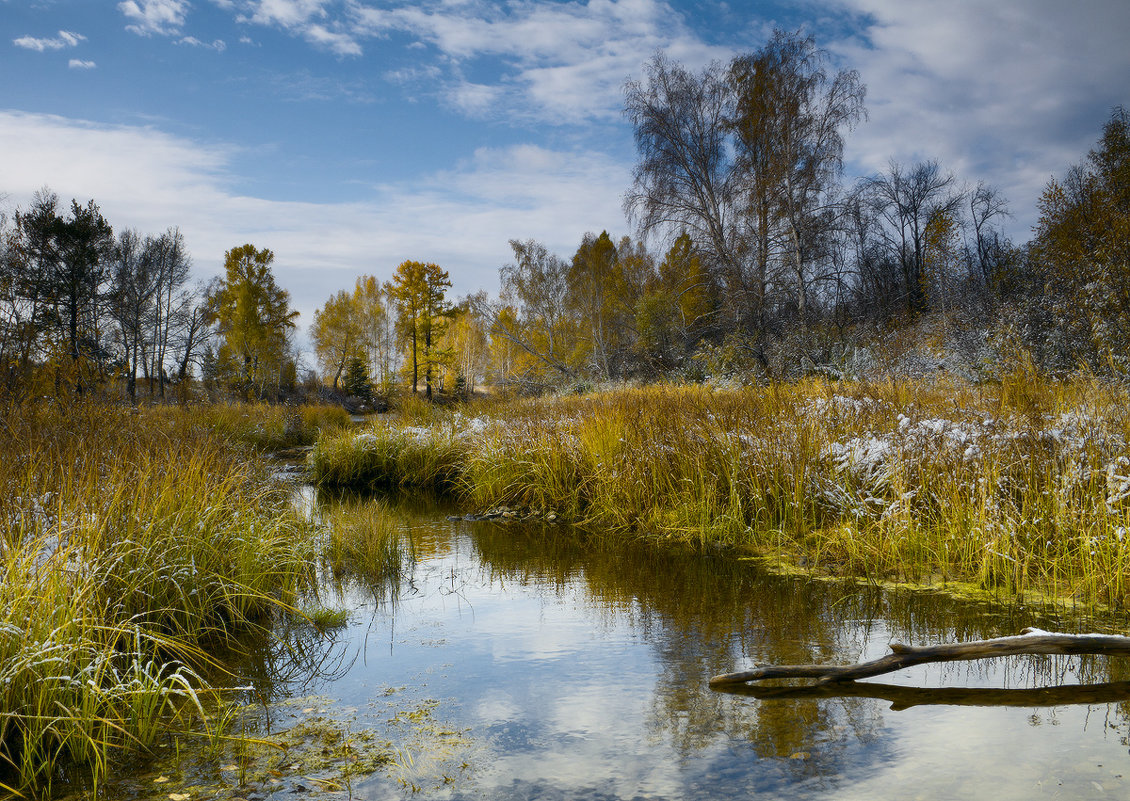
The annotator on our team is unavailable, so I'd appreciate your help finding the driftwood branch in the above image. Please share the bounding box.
[709,628,1130,688]
[717,680,1130,710]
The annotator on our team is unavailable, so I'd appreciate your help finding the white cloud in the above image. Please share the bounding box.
[241,0,332,27]
[0,111,630,339]
[301,23,362,56]
[352,0,731,122]
[13,30,86,51]
[228,0,363,54]
[826,0,1130,237]
[178,36,228,51]
[68,59,97,69]
[216,0,729,118]
[119,0,191,36]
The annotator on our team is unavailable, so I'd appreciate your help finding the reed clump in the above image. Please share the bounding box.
[322,498,414,594]
[0,401,317,796]
[309,417,471,491]
[148,401,351,452]
[310,375,1130,609]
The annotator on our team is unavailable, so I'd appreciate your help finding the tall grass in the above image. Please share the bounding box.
[321,498,414,595]
[309,375,1130,609]
[0,401,318,796]
[146,401,351,452]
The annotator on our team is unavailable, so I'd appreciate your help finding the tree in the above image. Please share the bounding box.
[109,228,158,402]
[146,228,191,398]
[388,260,451,399]
[440,296,489,399]
[568,231,626,379]
[864,160,963,315]
[311,288,362,390]
[966,182,1011,288]
[1031,107,1130,371]
[0,199,50,393]
[206,244,299,396]
[625,32,866,354]
[342,353,372,401]
[109,227,192,400]
[353,276,397,393]
[14,195,115,393]
[624,54,750,330]
[479,239,581,388]
[634,233,713,372]
[729,30,865,323]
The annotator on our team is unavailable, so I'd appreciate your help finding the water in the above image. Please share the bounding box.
[94,492,1130,800]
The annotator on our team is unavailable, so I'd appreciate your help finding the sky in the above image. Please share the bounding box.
[2,0,1128,344]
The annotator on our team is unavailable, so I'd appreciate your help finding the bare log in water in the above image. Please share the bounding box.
[709,628,1130,687]
[718,679,1130,710]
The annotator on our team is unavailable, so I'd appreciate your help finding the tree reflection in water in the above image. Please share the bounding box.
[465,518,1130,788]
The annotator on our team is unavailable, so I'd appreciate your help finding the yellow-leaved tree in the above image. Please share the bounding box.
[311,288,361,390]
[206,244,298,397]
[1032,107,1130,371]
[388,260,452,399]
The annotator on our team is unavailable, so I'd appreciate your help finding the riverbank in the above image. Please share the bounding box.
[309,375,1130,612]
[0,401,351,796]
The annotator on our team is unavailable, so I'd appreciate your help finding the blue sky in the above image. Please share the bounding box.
[2,0,1128,342]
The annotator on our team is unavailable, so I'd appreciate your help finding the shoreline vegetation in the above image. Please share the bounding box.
[6,371,1130,795]
[310,375,1130,613]
[0,401,350,797]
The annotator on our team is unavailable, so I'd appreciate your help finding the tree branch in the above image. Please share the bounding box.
[709,628,1130,687]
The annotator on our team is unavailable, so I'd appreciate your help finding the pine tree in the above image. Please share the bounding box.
[343,354,372,401]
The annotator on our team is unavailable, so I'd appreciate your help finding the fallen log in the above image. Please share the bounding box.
[709,627,1130,688]
[716,679,1130,710]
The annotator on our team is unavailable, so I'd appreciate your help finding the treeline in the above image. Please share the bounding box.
[477,31,1127,387]
[310,33,1127,397]
[5,30,1125,403]
[0,189,301,401]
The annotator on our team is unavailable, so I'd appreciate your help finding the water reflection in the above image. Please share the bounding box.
[95,489,1130,800]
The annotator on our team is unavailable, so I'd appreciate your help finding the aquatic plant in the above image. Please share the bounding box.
[0,401,318,796]
[321,498,414,594]
[309,375,1130,609]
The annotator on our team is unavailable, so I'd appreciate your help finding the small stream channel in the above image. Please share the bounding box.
[91,486,1130,800]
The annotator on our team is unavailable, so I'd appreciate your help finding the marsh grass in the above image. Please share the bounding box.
[321,498,414,596]
[309,422,466,492]
[147,401,351,452]
[310,375,1130,609]
[0,401,319,796]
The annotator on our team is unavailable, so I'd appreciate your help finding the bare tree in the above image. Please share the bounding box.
[864,160,963,315]
[625,33,866,354]
[624,55,763,333]
[109,228,159,402]
[147,228,190,397]
[729,30,866,323]
[966,182,1011,286]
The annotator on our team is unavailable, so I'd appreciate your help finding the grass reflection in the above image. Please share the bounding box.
[462,516,1130,786]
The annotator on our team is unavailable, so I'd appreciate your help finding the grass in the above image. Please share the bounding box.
[321,497,415,596]
[308,373,1130,610]
[0,400,324,797]
[147,401,351,452]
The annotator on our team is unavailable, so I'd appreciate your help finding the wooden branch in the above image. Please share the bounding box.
[717,680,1130,711]
[709,628,1130,687]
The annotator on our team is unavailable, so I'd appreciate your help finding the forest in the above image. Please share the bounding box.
[1,33,1127,402]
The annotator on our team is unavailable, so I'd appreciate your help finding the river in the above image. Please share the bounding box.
[88,489,1130,800]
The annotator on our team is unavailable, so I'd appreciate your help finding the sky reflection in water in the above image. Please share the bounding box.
[239,499,1130,799]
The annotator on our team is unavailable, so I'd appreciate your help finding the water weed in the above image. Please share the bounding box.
[321,498,413,594]
[0,401,319,796]
[310,377,1130,609]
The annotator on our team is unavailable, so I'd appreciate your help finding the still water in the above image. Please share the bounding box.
[102,491,1130,800]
